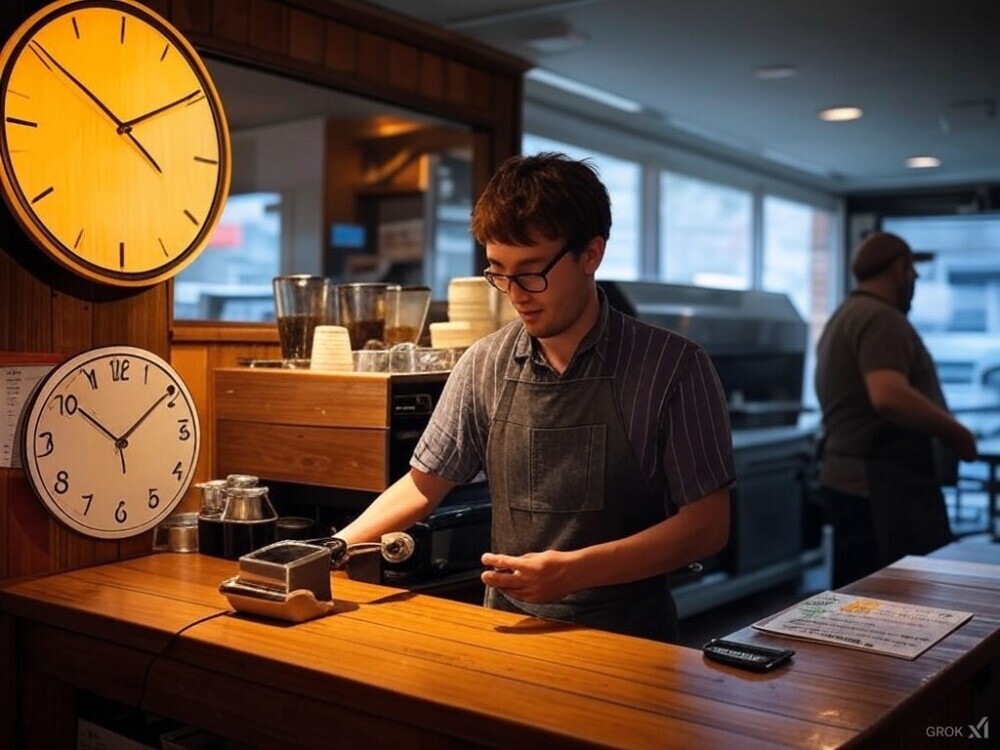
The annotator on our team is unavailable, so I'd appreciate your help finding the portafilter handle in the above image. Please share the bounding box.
[312,532,416,568]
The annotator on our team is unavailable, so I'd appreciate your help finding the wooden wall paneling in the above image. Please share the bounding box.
[418,51,445,102]
[467,67,491,112]
[0,614,12,747]
[386,39,420,93]
[289,8,324,65]
[50,291,93,356]
[324,19,358,73]
[211,0,251,44]
[6,469,55,578]
[167,0,213,35]
[444,60,468,107]
[249,0,288,55]
[91,285,170,358]
[356,29,389,86]
[171,344,212,512]
[140,0,169,18]
[0,247,9,349]
[0,473,8,580]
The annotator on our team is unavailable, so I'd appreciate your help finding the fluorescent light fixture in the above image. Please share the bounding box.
[818,106,863,122]
[905,156,941,169]
[526,68,644,113]
[754,64,798,80]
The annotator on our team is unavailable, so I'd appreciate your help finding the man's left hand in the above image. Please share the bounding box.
[481,550,575,603]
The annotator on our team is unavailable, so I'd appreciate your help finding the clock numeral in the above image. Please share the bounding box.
[177,419,191,441]
[54,393,78,416]
[172,461,183,481]
[35,431,54,458]
[54,470,69,495]
[148,489,160,509]
[167,389,180,408]
[82,367,98,390]
[82,493,94,516]
[114,500,128,524]
[109,357,131,382]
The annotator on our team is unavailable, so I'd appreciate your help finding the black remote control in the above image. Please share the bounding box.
[702,638,795,672]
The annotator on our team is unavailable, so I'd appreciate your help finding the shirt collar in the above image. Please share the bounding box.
[511,286,611,366]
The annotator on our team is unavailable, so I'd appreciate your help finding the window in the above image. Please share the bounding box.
[659,172,752,288]
[522,134,640,280]
[763,196,837,406]
[173,193,281,321]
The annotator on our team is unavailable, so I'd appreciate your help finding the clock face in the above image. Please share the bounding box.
[0,0,231,286]
[22,346,200,539]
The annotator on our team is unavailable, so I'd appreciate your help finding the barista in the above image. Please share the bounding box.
[335,153,734,643]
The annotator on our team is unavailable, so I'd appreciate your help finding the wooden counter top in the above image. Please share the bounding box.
[2,553,999,749]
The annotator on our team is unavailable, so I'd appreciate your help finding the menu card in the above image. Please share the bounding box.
[1,355,60,468]
[752,590,973,660]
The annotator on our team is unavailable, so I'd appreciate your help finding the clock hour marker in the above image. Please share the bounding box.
[159,44,169,62]
[74,229,84,249]
[183,210,199,226]
[6,116,37,128]
[31,186,54,204]
[194,156,218,165]
[120,16,126,44]
[119,242,125,269]
[71,17,80,39]
[158,237,169,257]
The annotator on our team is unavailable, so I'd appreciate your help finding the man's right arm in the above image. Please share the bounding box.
[864,369,978,460]
[334,468,457,545]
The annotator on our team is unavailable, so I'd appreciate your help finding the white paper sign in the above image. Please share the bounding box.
[753,590,973,660]
[2,364,54,468]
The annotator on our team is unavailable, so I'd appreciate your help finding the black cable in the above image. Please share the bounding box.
[135,608,232,712]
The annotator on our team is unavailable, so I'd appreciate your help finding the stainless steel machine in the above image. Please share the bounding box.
[599,281,819,600]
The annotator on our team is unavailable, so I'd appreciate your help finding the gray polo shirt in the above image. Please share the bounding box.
[412,291,735,512]
[815,290,947,496]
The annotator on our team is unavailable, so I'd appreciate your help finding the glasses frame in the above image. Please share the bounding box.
[483,242,577,294]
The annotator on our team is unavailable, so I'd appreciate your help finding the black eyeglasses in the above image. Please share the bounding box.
[483,243,576,294]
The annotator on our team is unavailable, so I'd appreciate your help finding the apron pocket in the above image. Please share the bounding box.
[515,424,606,512]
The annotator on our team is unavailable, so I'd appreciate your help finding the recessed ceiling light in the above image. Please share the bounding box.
[754,64,798,80]
[905,156,941,169]
[818,106,863,122]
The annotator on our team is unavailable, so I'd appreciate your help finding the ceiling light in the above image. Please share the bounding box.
[754,64,798,80]
[905,156,941,169]
[818,106,863,122]
[526,68,644,113]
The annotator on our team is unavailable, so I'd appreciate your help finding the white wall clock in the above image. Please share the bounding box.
[22,345,200,539]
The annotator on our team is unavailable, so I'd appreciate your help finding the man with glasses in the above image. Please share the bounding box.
[336,152,734,642]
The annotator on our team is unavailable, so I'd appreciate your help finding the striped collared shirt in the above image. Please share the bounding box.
[412,290,735,511]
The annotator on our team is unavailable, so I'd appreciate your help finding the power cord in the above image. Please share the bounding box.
[135,608,232,711]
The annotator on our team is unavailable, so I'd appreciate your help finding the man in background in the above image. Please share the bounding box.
[815,231,978,587]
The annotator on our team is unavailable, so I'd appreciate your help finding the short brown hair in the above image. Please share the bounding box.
[471,152,611,251]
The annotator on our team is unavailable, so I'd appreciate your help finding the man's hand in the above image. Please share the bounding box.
[481,550,576,604]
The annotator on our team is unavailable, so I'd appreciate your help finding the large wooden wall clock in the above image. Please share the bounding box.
[22,345,200,539]
[0,0,231,286]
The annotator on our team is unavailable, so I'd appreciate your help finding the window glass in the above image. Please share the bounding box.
[659,172,751,288]
[882,215,1000,434]
[522,134,640,280]
[763,196,836,407]
[174,192,281,321]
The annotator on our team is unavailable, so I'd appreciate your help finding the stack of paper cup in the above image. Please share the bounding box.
[429,321,474,349]
[447,277,498,341]
[310,326,354,371]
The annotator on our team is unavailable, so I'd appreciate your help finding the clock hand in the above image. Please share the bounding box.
[77,407,120,442]
[120,89,201,129]
[29,41,162,174]
[119,385,175,443]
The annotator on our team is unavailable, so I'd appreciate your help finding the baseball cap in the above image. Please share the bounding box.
[851,232,935,280]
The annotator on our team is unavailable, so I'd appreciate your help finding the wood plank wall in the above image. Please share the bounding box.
[0,0,525,585]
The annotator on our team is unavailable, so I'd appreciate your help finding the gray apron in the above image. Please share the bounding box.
[484,346,678,643]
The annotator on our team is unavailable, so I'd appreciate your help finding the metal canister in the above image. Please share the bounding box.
[221,485,277,559]
[226,473,259,488]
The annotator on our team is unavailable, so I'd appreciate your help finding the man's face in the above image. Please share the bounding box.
[896,256,919,313]
[484,235,599,340]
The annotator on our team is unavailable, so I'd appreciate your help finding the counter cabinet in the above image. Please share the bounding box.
[2,552,999,749]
